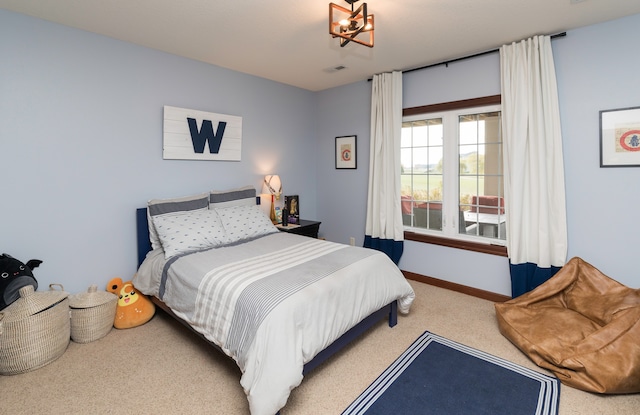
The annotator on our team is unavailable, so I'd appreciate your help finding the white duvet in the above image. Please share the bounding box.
[134,232,415,415]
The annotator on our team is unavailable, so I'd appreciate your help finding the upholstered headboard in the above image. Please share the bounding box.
[136,208,152,268]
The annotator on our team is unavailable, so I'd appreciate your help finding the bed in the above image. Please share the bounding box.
[133,186,415,415]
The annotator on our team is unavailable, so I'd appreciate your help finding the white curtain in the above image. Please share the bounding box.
[364,71,404,263]
[500,35,568,297]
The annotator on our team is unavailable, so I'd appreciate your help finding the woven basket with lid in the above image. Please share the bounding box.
[68,285,117,343]
[0,284,70,375]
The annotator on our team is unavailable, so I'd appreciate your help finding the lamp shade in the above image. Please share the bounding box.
[262,175,282,200]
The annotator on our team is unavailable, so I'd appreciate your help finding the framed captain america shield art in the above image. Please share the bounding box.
[336,135,357,169]
[600,106,640,167]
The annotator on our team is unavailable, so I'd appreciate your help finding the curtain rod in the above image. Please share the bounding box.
[370,32,567,79]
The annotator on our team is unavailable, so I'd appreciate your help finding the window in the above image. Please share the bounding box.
[401,100,505,245]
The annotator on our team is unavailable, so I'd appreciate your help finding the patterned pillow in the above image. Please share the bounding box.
[153,209,229,259]
[209,185,257,209]
[147,192,210,250]
[216,205,278,243]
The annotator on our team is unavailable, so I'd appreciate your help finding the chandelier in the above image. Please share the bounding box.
[329,1,374,48]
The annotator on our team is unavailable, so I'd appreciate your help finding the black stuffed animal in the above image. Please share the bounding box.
[0,254,41,311]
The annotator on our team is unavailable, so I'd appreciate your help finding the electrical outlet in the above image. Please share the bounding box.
[349,237,355,246]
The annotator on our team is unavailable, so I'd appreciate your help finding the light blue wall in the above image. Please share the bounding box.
[316,80,372,247]
[554,14,640,288]
[2,8,639,297]
[0,10,317,293]
[317,13,640,294]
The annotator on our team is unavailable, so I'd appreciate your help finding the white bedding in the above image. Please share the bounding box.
[134,232,415,415]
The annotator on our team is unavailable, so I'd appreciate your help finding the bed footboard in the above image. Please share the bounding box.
[302,300,397,375]
[150,295,397,376]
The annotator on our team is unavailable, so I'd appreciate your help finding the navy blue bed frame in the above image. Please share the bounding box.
[135,207,397,376]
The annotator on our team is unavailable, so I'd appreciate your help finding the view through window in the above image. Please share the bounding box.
[401,104,505,243]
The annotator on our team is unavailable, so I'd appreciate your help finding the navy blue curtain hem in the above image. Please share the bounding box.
[509,262,561,298]
[363,236,403,264]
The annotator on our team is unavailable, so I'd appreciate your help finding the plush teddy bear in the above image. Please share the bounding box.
[106,277,155,329]
[0,254,41,310]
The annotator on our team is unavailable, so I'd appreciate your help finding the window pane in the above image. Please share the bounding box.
[401,124,412,147]
[429,147,444,173]
[458,110,504,241]
[462,194,506,239]
[459,121,479,146]
[401,174,411,194]
[412,121,429,147]
[412,147,429,173]
[427,174,443,202]
[426,204,442,231]
[484,143,502,176]
[459,176,479,211]
[401,148,412,174]
[410,201,443,231]
[475,144,486,174]
[459,144,479,175]
[428,119,443,146]
[480,112,501,144]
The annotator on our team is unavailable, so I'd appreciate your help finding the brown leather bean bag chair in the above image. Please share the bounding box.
[495,257,640,394]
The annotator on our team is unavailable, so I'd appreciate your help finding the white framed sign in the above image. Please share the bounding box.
[163,105,242,161]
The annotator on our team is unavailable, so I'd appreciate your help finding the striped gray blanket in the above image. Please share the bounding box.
[158,232,376,367]
[138,231,415,415]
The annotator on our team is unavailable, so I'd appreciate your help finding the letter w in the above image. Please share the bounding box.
[187,118,227,154]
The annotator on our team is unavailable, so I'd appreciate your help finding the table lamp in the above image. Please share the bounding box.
[262,174,281,224]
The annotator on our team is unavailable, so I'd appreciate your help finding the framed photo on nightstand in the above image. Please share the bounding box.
[284,195,299,224]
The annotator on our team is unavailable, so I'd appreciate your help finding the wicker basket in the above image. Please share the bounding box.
[0,284,70,375]
[68,285,117,343]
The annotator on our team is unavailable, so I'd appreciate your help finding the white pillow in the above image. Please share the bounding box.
[153,209,229,259]
[216,205,278,243]
[147,192,210,250]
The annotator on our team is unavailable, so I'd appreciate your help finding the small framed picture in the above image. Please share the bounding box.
[335,135,357,169]
[284,195,299,224]
[600,106,640,167]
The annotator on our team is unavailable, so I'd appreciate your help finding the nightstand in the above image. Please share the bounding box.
[276,219,321,238]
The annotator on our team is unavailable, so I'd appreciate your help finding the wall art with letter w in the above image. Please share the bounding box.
[163,105,242,161]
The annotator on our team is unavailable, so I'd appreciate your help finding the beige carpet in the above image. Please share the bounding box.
[2,280,638,414]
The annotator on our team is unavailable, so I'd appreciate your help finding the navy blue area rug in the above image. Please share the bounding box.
[342,331,560,415]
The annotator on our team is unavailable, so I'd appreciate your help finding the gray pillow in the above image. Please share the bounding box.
[153,209,229,259]
[147,192,209,250]
[216,205,278,243]
[209,186,256,209]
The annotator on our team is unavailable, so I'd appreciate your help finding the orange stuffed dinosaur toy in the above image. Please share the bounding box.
[106,277,155,329]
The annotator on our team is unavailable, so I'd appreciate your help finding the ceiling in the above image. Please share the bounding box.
[2,0,640,91]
